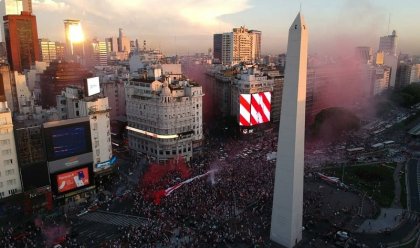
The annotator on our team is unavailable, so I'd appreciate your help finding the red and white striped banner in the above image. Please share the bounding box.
[239,92,271,126]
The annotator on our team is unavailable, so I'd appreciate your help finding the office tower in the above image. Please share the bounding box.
[250,30,262,63]
[39,61,92,107]
[105,37,118,53]
[218,26,262,65]
[39,38,57,63]
[3,12,40,72]
[0,101,22,199]
[0,0,32,41]
[118,28,130,52]
[86,39,108,67]
[271,12,308,248]
[379,30,398,56]
[213,34,222,62]
[355,46,373,64]
[64,19,84,60]
[125,72,203,162]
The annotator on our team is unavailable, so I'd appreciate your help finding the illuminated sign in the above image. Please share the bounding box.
[86,77,100,96]
[56,167,90,193]
[239,92,271,126]
[126,126,178,139]
[95,156,117,170]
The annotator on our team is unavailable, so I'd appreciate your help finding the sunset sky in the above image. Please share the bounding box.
[33,0,420,56]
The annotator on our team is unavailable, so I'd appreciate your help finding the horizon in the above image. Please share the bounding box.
[30,0,420,56]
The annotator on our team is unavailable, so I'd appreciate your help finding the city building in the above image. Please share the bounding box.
[125,70,203,162]
[368,65,391,95]
[230,66,274,129]
[3,12,40,72]
[0,63,18,112]
[410,64,420,84]
[271,12,307,248]
[213,34,222,62]
[118,28,130,53]
[396,62,413,89]
[0,101,22,199]
[379,30,398,56]
[355,46,373,64]
[64,19,84,60]
[216,26,262,65]
[85,39,108,67]
[39,61,92,107]
[55,41,65,60]
[56,87,114,174]
[39,38,57,63]
[0,0,32,41]
[262,69,284,123]
[101,79,126,121]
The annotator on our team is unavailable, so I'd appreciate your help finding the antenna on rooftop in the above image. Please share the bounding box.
[300,2,302,12]
[387,13,391,34]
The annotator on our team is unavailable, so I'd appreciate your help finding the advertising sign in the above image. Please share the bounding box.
[239,92,271,126]
[95,156,117,171]
[86,77,100,96]
[56,167,90,193]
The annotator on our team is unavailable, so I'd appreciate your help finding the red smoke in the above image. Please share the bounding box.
[140,156,191,204]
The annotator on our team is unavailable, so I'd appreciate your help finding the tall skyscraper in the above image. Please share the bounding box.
[0,0,32,41]
[64,19,84,60]
[213,34,222,61]
[216,26,262,65]
[355,46,373,64]
[379,30,398,56]
[118,28,130,53]
[271,12,308,248]
[3,12,39,72]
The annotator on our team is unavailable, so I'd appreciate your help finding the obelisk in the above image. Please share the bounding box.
[270,12,308,248]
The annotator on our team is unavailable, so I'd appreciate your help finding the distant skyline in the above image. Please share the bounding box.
[31,0,420,56]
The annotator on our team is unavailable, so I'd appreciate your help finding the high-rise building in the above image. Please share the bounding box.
[410,64,420,84]
[118,28,130,53]
[105,37,118,53]
[379,30,398,56]
[217,26,262,65]
[56,87,113,174]
[64,19,84,60]
[125,72,203,162]
[0,101,22,199]
[39,61,92,107]
[0,0,32,41]
[271,12,307,248]
[3,12,40,72]
[355,46,373,64]
[213,34,222,62]
[85,39,108,67]
[39,38,57,63]
[0,63,19,112]
[55,41,65,61]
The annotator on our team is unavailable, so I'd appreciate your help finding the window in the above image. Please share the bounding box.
[0,182,3,188]
[1,149,11,156]
[4,159,12,166]
[6,179,15,186]
[5,169,14,176]
[0,139,10,146]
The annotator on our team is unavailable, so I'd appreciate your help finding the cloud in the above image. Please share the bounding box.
[34,0,252,38]
[33,0,69,11]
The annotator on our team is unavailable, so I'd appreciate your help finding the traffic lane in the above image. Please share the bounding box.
[408,159,420,212]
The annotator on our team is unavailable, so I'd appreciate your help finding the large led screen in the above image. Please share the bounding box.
[239,92,271,126]
[56,167,90,193]
[86,77,100,96]
[44,121,92,161]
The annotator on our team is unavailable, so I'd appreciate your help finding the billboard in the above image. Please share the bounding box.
[44,119,92,162]
[85,77,100,96]
[56,167,90,193]
[239,92,271,126]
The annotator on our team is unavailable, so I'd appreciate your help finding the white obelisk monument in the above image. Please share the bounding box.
[270,12,308,248]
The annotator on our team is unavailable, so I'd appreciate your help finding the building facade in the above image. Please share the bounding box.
[39,38,57,63]
[3,12,40,72]
[126,75,203,162]
[0,101,22,198]
[217,26,262,65]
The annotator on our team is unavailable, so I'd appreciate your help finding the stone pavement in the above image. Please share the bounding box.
[357,208,406,233]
